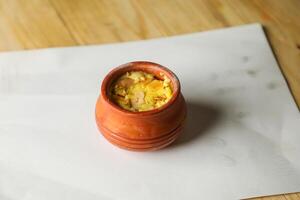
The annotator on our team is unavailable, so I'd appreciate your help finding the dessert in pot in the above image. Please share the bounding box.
[95,61,187,151]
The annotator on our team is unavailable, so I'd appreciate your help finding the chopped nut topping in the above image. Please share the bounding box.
[111,71,173,112]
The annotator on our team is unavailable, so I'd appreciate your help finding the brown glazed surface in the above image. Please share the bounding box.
[95,61,187,151]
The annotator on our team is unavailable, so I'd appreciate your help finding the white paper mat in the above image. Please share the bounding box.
[0,24,299,200]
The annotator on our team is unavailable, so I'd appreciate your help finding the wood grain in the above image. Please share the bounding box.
[0,0,299,199]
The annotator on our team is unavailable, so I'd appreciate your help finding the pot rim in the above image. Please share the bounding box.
[100,61,181,116]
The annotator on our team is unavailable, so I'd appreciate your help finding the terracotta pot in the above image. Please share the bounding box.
[95,61,187,151]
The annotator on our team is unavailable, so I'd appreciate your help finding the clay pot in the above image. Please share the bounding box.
[95,61,187,151]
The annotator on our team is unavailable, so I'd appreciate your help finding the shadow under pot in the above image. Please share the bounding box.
[95,61,187,151]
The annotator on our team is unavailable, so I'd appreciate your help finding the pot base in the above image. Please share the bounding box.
[97,121,185,152]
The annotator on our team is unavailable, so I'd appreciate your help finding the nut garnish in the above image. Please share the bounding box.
[111,71,173,112]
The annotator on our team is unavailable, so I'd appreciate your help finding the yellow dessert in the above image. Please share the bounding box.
[111,71,173,112]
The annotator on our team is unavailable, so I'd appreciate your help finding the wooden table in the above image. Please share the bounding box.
[0,0,299,199]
